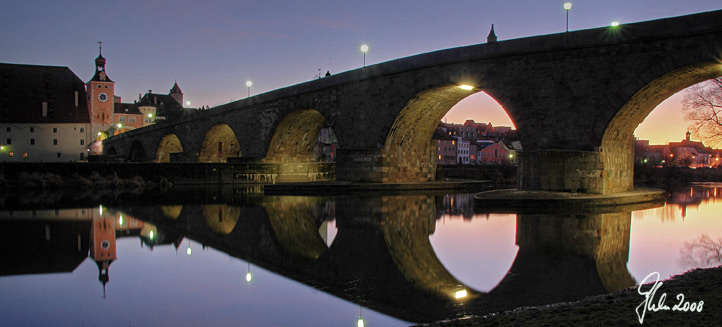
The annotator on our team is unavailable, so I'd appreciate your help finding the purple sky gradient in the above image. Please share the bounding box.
[2,1,720,143]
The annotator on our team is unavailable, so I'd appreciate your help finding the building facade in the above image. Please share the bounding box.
[0,63,92,162]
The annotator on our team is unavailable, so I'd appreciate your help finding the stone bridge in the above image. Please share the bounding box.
[103,10,722,194]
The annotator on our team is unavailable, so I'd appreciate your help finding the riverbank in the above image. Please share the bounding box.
[417,265,722,327]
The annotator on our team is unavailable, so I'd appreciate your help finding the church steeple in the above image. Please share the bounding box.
[487,24,497,43]
[90,42,112,82]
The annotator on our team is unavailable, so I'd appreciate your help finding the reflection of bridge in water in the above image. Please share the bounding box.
[113,191,662,323]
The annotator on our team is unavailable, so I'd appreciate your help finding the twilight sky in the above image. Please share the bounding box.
[2,1,720,145]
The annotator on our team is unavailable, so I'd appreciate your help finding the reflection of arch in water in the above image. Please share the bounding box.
[489,212,636,306]
[160,205,183,220]
[203,205,241,235]
[379,195,475,300]
[264,196,329,260]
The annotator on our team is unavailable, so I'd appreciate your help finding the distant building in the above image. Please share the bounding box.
[478,142,510,164]
[665,131,716,168]
[454,136,470,164]
[0,63,92,162]
[432,128,457,165]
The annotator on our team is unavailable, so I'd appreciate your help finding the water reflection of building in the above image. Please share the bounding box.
[634,184,722,221]
[438,194,475,220]
[0,206,167,296]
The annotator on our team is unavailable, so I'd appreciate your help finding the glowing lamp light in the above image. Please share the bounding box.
[563,2,572,10]
[149,230,155,240]
[148,113,153,118]
[97,132,102,136]
[458,85,474,90]
[119,215,124,226]
[0,146,4,151]
[245,80,253,88]
[185,101,191,107]
[99,205,103,216]
[455,289,468,299]
[116,123,122,129]
[611,21,620,27]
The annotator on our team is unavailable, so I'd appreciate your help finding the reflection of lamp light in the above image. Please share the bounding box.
[458,85,474,91]
[187,239,192,256]
[246,261,253,283]
[149,230,155,240]
[99,205,103,216]
[357,306,365,327]
[455,289,468,299]
[119,215,124,226]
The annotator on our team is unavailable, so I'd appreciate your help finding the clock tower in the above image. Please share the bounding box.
[87,42,115,140]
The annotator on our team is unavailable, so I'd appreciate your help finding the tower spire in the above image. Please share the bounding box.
[487,24,497,43]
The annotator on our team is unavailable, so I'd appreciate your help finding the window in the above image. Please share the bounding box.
[129,116,136,123]
[53,139,58,145]
[30,127,34,133]
[57,153,61,158]
[118,116,126,122]
[80,153,84,160]
[5,127,9,132]
[53,128,57,133]
[6,138,10,145]
[8,152,12,157]
[80,128,84,133]
[30,138,35,145]
[22,152,27,158]
[80,139,85,145]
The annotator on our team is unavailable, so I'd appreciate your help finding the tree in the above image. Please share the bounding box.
[682,77,722,147]
[678,234,722,270]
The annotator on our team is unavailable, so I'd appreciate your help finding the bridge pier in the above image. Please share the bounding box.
[518,148,633,194]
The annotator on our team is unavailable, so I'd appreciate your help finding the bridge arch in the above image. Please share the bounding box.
[203,205,241,235]
[198,124,241,162]
[129,141,146,162]
[156,134,184,162]
[382,84,483,182]
[265,109,327,163]
[601,61,722,192]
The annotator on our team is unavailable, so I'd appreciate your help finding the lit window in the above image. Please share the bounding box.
[22,152,27,158]
[8,152,13,157]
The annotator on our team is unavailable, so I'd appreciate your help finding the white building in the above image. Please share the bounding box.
[0,63,92,162]
[454,136,470,164]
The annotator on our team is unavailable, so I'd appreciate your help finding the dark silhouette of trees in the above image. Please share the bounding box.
[683,77,722,147]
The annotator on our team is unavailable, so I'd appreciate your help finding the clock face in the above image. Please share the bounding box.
[98,92,109,103]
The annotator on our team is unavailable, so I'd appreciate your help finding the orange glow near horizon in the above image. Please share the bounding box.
[443,92,516,128]
[634,91,691,146]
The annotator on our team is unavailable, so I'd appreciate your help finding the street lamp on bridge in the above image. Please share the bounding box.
[245,80,253,98]
[564,2,572,32]
[360,44,369,67]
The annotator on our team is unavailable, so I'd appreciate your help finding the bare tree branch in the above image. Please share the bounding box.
[683,77,722,146]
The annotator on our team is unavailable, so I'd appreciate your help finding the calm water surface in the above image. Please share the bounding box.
[0,184,720,326]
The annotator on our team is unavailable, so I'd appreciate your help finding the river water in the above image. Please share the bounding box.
[0,183,720,326]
